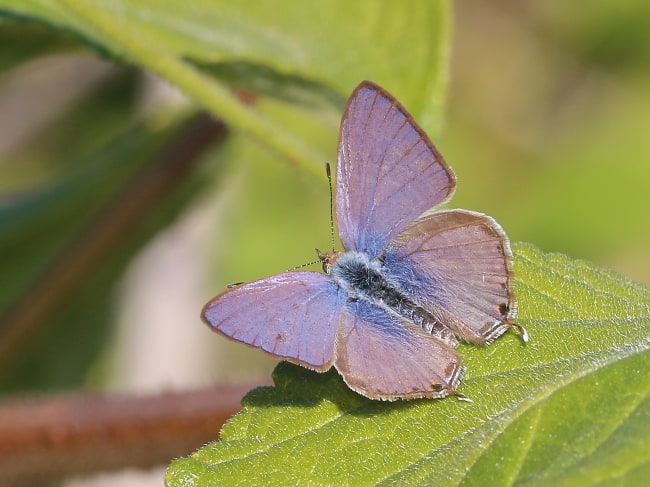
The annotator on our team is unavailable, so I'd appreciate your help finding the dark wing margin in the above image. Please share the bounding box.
[202,271,345,371]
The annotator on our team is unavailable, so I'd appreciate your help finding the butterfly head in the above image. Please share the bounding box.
[316,248,342,274]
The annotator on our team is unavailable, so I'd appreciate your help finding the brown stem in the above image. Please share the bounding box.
[0,381,269,485]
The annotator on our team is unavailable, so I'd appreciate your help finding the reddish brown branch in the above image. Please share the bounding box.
[0,381,268,485]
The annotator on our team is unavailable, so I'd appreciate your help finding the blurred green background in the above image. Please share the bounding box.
[0,0,648,464]
[1,1,649,484]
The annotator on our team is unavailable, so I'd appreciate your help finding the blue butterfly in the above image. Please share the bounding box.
[202,81,527,400]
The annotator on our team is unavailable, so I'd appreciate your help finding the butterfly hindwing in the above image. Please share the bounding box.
[336,81,456,256]
[202,272,345,370]
[335,300,464,400]
[383,210,517,345]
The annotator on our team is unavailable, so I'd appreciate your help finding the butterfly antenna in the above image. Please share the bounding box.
[283,164,337,272]
[326,162,335,252]
[290,259,321,270]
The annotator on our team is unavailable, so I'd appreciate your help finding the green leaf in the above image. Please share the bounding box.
[166,243,650,486]
[0,0,451,177]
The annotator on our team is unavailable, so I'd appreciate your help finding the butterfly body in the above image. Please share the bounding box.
[202,81,527,401]
[323,249,459,347]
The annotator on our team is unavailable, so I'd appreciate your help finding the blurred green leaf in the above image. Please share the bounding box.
[166,243,650,486]
[0,113,226,391]
[0,19,80,72]
[0,0,451,177]
[0,0,450,104]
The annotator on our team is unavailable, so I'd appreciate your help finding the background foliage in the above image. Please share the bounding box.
[0,1,648,486]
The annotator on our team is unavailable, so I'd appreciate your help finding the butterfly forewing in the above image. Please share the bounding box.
[384,210,517,345]
[202,272,345,370]
[336,81,456,256]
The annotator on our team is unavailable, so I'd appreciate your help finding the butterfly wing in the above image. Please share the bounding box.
[335,300,464,400]
[383,210,517,345]
[336,81,456,256]
[202,271,346,371]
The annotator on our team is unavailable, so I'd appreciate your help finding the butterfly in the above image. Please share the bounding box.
[202,80,527,401]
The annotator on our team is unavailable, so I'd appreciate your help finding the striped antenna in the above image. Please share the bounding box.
[326,162,335,252]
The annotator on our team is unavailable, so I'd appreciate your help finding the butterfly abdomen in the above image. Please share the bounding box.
[329,251,458,347]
